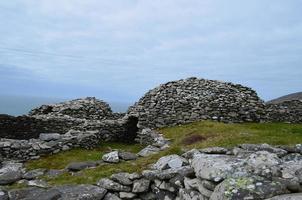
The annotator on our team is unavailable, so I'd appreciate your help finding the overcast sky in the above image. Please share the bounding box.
[0,0,301,103]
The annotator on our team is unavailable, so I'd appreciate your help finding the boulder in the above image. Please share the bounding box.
[191,154,247,182]
[0,162,23,185]
[210,176,288,200]
[102,151,120,163]
[245,151,281,178]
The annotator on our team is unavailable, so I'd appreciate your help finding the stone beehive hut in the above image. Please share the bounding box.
[29,97,113,120]
[128,77,266,128]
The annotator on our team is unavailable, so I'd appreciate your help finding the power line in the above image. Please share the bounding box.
[0,45,133,65]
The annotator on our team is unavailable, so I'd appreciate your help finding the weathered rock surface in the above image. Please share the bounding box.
[0,162,23,185]
[268,193,302,200]
[3,143,302,199]
[153,154,188,170]
[54,184,107,200]
[102,151,120,163]
[210,176,288,200]
[191,154,247,182]
[97,178,131,192]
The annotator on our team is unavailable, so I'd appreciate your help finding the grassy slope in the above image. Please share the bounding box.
[24,121,302,186]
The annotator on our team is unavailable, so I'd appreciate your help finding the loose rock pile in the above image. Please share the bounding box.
[29,97,114,120]
[3,143,302,199]
[128,77,267,128]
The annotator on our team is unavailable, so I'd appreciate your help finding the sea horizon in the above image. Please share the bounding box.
[0,95,131,116]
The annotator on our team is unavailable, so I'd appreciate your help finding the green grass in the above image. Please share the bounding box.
[24,121,302,186]
[26,142,143,170]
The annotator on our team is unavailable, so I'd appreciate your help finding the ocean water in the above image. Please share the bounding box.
[0,95,131,116]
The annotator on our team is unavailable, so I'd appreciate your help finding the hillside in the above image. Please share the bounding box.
[268,92,302,104]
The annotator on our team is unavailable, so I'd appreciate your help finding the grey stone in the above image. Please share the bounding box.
[102,151,120,163]
[137,145,160,157]
[153,154,188,170]
[66,161,97,172]
[191,153,246,182]
[239,144,288,156]
[39,133,61,141]
[118,151,138,161]
[210,176,288,200]
[23,169,46,180]
[104,193,121,200]
[268,193,302,200]
[0,162,23,185]
[132,178,150,193]
[0,190,8,200]
[54,184,107,200]
[8,188,61,200]
[45,169,65,178]
[27,179,49,188]
[111,173,133,186]
[119,192,137,199]
[97,178,131,192]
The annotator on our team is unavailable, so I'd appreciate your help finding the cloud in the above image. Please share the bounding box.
[0,0,301,101]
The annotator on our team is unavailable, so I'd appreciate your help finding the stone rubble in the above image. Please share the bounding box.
[1,143,302,199]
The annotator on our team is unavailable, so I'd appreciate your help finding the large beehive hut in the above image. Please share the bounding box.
[29,97,113,120]
[128,77,266,128]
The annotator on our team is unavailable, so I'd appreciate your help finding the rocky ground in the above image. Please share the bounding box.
[1,141,302,199]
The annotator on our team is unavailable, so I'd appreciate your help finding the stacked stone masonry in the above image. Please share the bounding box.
[128,77,267,128]
[128,77,302,128]
[0,115,138,161]
[29,97,114,120]
[265,100,302,123]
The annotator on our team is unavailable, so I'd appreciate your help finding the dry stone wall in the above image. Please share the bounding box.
[265,100,302,123]
[0,115,139,161]
[128,77,267,128]
[0,114,83,139]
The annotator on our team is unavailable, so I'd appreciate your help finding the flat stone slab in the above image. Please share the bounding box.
[66,161,98,172]
[39,133,62,141]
